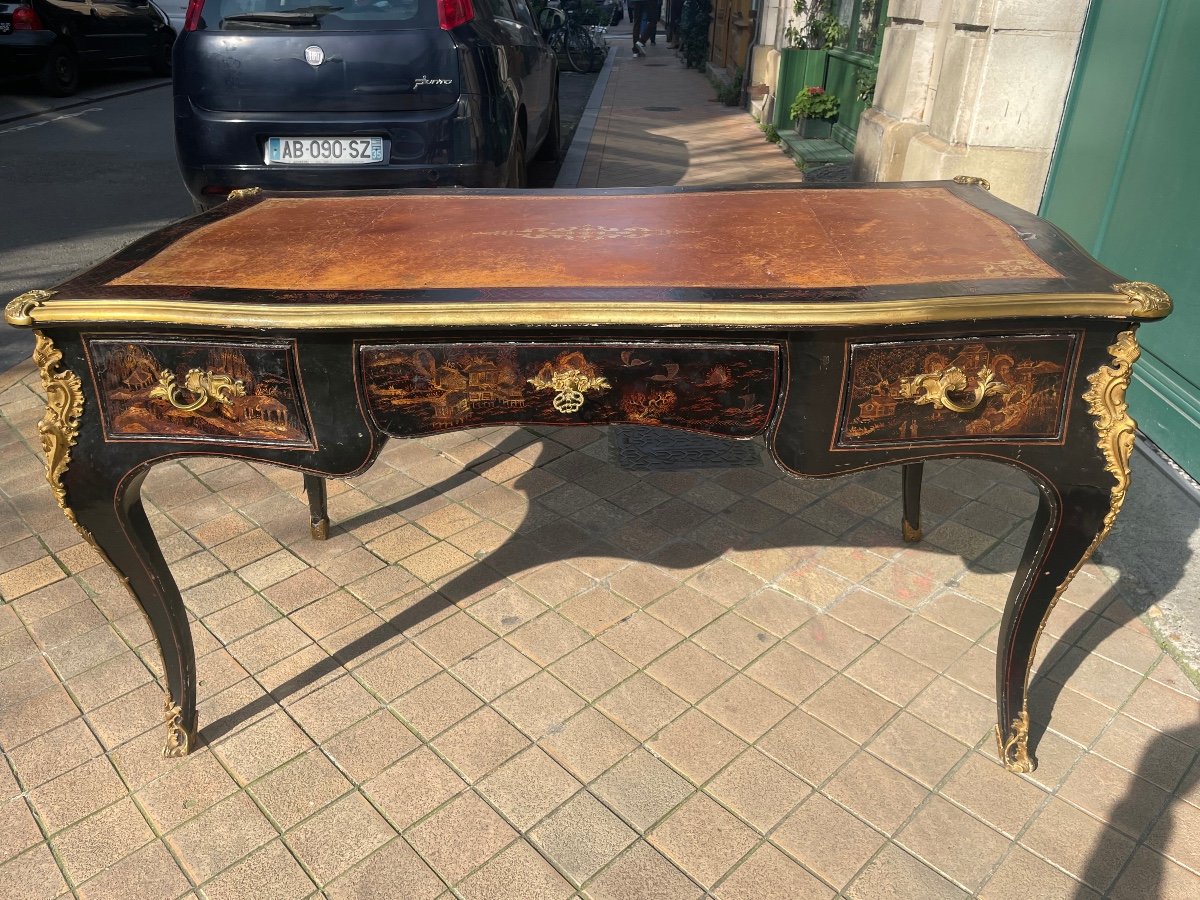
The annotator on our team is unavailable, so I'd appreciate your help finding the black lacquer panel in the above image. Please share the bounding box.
[360,342,780,437]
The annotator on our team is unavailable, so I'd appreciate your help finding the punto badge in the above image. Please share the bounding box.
[304,46,324,67]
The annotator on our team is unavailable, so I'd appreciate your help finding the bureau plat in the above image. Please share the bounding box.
[5,180,1172,771]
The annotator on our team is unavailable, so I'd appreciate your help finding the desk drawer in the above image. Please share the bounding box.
[835,334,1079,448]
[86,337,315,448]
[360,342,780,437]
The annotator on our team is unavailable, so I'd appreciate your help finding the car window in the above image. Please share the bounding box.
[508,0,536,28]
[202,0,437,31]
[478,0,515,20]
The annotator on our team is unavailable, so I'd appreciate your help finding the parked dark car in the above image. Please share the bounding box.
[172,0,559,207]
[0,0,174,96]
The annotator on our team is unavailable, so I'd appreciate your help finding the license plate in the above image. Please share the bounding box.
[266,137,384,165]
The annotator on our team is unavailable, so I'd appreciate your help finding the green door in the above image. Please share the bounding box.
[825,0,886,148]
[1041,0,1200,479]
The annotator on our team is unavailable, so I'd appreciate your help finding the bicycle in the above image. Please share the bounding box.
[539,1,606,74]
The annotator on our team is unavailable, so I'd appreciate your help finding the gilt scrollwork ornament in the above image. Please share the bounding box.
[149,368,246,412]
[994,708,1034,773]
[1082,330,1139,534]
[527,368,611,414]
[162,694,194,757]
[5,289,54,327]
[1114,281,1173,319]
[32,333,87,528]
[952,175,992,191]
[899,365,1005,414]
[227,187,263,202]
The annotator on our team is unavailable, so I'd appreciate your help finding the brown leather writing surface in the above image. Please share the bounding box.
[110,188,1060,293]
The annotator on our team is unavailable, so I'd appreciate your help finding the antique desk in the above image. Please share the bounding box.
[5,180,1172,772]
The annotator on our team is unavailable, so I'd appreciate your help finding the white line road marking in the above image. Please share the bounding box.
[0,108,104,136]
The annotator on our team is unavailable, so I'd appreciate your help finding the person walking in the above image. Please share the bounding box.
[628,0,649,55]
[641,0,661,45]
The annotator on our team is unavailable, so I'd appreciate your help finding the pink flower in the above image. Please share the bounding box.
[807,86,825,95]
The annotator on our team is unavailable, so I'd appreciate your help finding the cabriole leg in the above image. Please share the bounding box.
[303,473,329,540]
[901,462,924,542]
[72,468,199,756]
[993,330,1139,772]
[34,333,198,756]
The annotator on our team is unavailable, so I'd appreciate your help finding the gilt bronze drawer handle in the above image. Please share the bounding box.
[149,368,246,412]
[527,367,611,413]
[900,365,1004,413]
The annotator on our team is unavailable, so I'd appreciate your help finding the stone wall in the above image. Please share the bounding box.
[852,0,1090,212]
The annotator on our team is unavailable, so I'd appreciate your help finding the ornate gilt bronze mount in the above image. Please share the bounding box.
[900,365,1004,414]
[5,289,55,327]
[227,187,263,202]
[952,175,992,191]
[1115,281,1172,319]
[527,367,611,414]
[149,368,246,412]
[995,708,1034,773]
[32,334,86,528]
[163,694,196,757]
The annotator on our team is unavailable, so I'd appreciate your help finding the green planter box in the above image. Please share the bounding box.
[773,48,829,131]
[794,117,834,139]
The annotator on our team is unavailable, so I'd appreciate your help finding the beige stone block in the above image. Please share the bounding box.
[874,22,938,121]
[968,31,1081,149]
[900,132,1053,211]
[929,27,989,144]
[852,109,926,182]
[956,0,1083,27]
[890,0,944,20]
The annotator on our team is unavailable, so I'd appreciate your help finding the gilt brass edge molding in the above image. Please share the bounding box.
[1114,281,1173,319]
[16,292,1145,330]
[1008,329,1140,773]
[953,175,992,191]
[5,289,55,327]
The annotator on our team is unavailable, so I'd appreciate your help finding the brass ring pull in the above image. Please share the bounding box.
[527,368,611,414]
[149,368,245,412]
[900,365,1004,413]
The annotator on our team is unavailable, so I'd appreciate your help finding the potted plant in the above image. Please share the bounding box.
[790,85,839,139]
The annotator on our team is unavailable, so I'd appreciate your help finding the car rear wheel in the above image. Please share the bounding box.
[535,89,561,163]
[150,36,173,78]
[38,43,79,97]
[506,128,527,188]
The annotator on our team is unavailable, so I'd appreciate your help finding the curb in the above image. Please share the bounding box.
[0,79,170,126]
[554,45,617,188]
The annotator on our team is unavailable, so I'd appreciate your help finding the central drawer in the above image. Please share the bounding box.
[359,342,781,438]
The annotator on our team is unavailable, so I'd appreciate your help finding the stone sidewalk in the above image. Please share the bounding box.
[1,39,1198,900]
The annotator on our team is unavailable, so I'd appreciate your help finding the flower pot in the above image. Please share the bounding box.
[795,117,833,139]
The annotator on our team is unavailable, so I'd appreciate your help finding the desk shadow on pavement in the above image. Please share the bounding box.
[194,426,1200,892]
[1017,451,1199,898]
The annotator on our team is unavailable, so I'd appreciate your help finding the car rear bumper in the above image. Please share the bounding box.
[174,97,510,200]
[0,31,55,80]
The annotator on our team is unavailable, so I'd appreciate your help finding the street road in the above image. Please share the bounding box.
[0,64,599,372]
[0,78,192,371]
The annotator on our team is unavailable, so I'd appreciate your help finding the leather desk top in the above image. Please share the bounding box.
[111,187,1059,291]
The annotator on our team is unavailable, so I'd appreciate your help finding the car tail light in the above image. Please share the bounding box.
[183,0,205,32]
[437,0,473,30]
[11,5,44,30]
